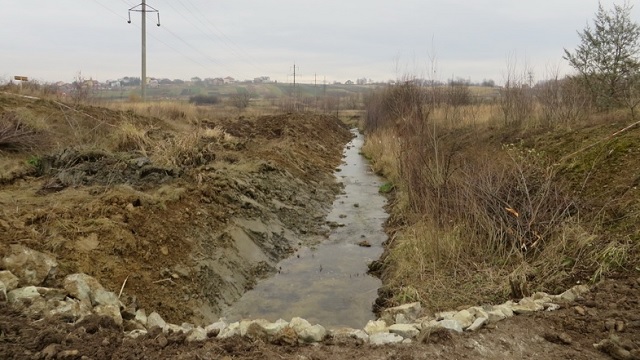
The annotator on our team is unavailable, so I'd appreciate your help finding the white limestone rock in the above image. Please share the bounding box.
[1,245,58,286]
[260,319,289,337]
[186,327,207,342]
[394,314,410,324]
[298,324,326,343]
[435,311,457,321]
[331,328,369,342]
[47,298,91,321]
[289,317,312,335]
[218,322,240,338]
[388,324,420,339]
[364,319,387,335]
[369,332,403,345]
[437,319,463,333]
[93,304,123,326]
[134,309,148,327]
[205,321,227,337]
[63,273,121,309]
[164,323,184,334]
[7,286,41,303]
[486,309,507,323]
[466,317,488,331]
[380,302,422,325]
[147,311,167,330]
[453,310,475,329]
[126,329,148,339]
[0,271,19,291]
[512,297,544,314]
[493,304,514,318]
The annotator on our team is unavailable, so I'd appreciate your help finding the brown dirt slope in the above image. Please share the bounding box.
[0,93,352,324]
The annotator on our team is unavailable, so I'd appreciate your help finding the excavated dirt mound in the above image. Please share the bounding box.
[0,94,352,325]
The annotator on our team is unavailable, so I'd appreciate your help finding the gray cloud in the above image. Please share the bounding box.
[1,0,636,84]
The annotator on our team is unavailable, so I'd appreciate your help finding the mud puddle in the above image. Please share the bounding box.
[221,129,388,328]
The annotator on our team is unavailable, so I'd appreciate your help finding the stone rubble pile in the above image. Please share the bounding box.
[1,245,591,346]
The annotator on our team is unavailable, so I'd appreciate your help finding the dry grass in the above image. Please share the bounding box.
[110,121,152,154]
[386,220,511,308]
[150,125,238,168]
[107,101,200,125]
[362,128,400,181]
[430,103,499,128]
[0,112,42,153]
[364,81,637,311]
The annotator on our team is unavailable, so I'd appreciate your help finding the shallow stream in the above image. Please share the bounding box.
[222,129,388,328]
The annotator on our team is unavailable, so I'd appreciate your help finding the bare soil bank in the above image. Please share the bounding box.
[0,93,352,325]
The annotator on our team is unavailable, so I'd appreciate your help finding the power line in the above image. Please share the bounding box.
[92,0,209,73]
[127,1,160,100]
[94,0,253,81]
[141,5,250,79]
[162,0,268,75]
[182,0,267,69]
[157,24,245,78]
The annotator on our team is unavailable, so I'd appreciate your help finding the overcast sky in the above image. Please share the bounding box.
[1,0,637,84]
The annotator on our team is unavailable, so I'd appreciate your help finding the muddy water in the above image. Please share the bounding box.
[221,129,388,328]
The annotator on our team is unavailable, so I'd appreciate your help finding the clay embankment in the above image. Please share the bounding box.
[0,93,352,325]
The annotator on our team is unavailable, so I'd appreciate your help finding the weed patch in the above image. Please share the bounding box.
[364,83,639,312]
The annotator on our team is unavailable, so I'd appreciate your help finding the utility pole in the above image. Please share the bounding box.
[128,2,160,101]
[323,76,327,97]
[142,0,146,100]
[292,63,297,98]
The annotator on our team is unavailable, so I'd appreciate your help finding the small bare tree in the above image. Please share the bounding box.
[500,56,535,126]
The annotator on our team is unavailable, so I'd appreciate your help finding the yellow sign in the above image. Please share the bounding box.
[14,76,28,81]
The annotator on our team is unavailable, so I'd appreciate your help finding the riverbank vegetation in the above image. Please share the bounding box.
[363,3,640,311]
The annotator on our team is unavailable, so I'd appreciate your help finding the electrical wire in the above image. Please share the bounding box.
[137,3,250,79]
[159,0,269,76]
[179,0,267,71]
[90,0,210,73]
[93,0,277,81]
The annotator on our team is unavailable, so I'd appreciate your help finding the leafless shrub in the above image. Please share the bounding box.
[364,81,431,132]
[0,113,41,153]
[537,70,591,126]
[461,145,576,255]
[500,57,535,126]
[444,81,472,107]
[230,92,251,111]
